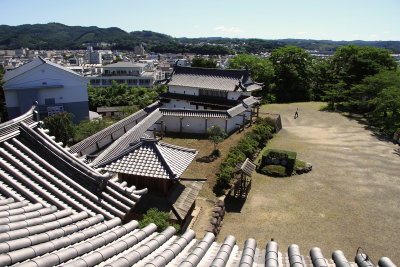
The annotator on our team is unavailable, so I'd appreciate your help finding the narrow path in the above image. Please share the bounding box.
[218,102,400,262]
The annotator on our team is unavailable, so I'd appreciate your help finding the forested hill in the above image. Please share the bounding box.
[1,23,400,54]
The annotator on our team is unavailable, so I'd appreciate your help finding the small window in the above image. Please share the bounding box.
[184,91,185,94]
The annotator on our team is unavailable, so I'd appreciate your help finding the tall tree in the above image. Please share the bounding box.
[42,112,75,145]
[331,44,397,89]
[269,46,313,102]
[191,57,218,68]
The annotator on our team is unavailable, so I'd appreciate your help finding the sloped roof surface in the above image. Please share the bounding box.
[91,108,163,167]
[69,101,161,156]
[233,158,257,177]
[102,139,198,179]
[4,56,84,82]
[165,65,262,92]
[0,107,146,221]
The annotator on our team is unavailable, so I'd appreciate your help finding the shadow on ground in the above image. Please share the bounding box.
[224,194,246,213]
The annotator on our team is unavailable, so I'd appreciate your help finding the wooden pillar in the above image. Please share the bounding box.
[225,119,228,133]
[153,128,157,138]
[205,118,208,133]
[123,126,127,133]
[160,121,164,139]
[180,117,183,133]
[257,106,260,118]
[242,114,246,131]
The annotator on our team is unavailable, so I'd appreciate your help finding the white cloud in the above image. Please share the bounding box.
[297,31,307,35]
[382,31,390,34]
[214,26,243,33]
[369,34,378,39]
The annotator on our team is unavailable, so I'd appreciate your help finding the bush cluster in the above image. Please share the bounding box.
[139,208,180,233]
[261,149,297,175]
[215,117,274,192]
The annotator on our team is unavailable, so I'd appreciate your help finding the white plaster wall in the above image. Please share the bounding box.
[163,116,181,132]
[182,117,206,133]
[227,91,244,101]
[169,85,198,95]
[4,91,18,107]
[227,116,245,133]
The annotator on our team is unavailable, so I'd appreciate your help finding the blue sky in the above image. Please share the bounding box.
[1,0,399,41]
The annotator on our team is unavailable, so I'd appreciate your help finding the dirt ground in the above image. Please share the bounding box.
[217,102,400,262]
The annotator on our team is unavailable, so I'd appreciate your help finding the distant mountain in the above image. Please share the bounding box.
[0,23,399,54]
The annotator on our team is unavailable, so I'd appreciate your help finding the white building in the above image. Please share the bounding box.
[157,65,262,134]
[3,56,89,123]
[87,61,157,88]
[88,46,102,64]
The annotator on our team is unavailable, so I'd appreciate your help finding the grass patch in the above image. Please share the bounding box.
[294,159,307,169]
[319,104,330,111]
[259,165,287,177]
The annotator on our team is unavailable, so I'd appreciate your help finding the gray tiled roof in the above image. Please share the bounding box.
[164,65,263,92]
[233,158,257,177]
[0,200,392,266]
[91,108,163,168]
[0,105,38,142]
[0,106,146,220]
[69,101,161,156]
[102,139,198,180]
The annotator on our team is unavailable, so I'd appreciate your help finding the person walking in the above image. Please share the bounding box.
[294,108,299,119]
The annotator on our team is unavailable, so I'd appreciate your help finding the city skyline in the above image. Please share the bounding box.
[0,0,399,41]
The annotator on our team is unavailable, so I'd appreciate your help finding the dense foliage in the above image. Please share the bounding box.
[191,57,218,68]
[227,54,275,103]
[42,112,76,145]
[269,46,313,102]
[88,83,167,111]
[2,23,400,53]
[215,117,275,194]
[138,208,180,232]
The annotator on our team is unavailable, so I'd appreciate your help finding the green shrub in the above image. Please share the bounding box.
[212,149,221,157]
[236,137,258,158]
[260,165,287,177]
[139,208,180,232]
[261,149,297,174]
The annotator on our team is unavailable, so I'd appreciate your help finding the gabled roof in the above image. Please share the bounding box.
[233,158,257,177]
[102,138,198,179]
[163,65,263,92]
[4,56,85,82]
[91,108,163,167]
[69,101,161,156]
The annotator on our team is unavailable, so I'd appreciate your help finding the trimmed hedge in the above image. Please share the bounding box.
[261,149,297,174]
[215,117,275,193]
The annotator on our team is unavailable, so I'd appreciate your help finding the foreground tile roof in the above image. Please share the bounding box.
[0,107,146,220]
[102,138,198,179]
[163,65,263,92]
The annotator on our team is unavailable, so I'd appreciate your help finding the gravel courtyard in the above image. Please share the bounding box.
[217,102,400,262]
